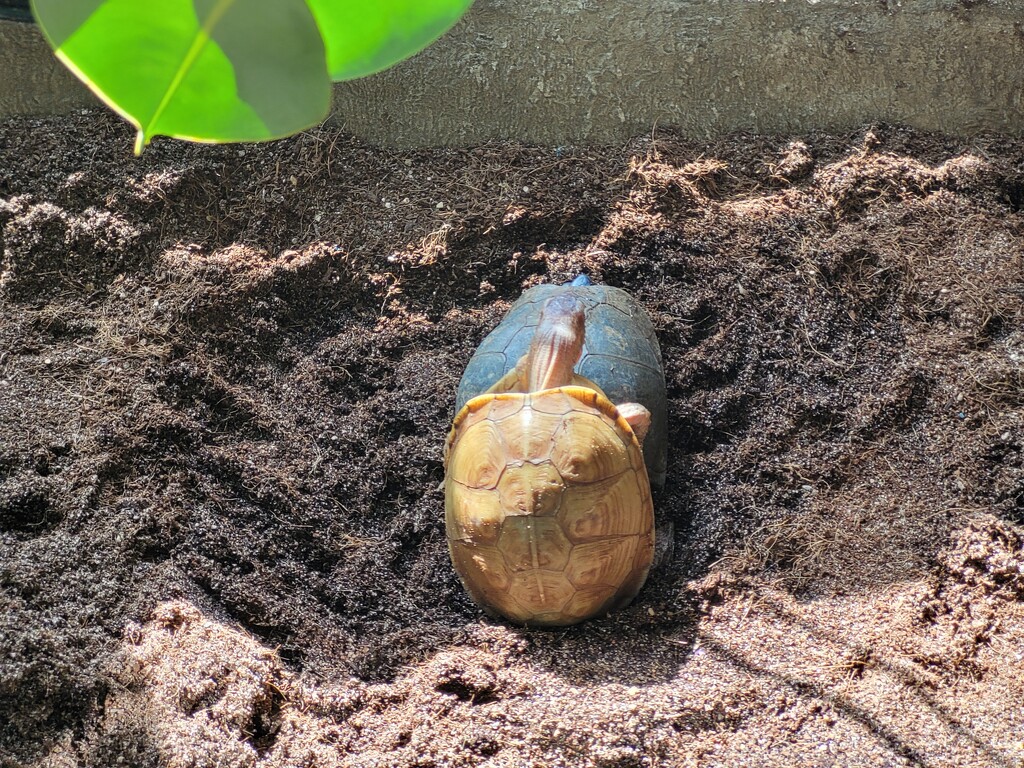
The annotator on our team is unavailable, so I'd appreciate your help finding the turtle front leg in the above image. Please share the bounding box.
[617,402,651,444]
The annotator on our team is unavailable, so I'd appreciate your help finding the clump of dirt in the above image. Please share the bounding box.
[83,601,287,768]
[1,113,1023,767]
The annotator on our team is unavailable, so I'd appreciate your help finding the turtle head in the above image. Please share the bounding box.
[524,295,585,391]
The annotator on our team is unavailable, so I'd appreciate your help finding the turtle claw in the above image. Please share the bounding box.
[653,519,675,568]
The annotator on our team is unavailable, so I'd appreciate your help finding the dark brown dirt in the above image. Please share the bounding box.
[1,113,1022,768]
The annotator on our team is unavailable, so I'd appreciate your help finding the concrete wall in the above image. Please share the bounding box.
[3,0,1024,146]
[0,17,97,117]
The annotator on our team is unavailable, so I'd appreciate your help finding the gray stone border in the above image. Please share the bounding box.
[4,0,1024,146]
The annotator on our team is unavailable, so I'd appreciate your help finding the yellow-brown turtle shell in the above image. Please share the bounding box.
[444,385,655,626]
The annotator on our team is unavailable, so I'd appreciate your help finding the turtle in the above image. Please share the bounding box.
[444,277,667,626]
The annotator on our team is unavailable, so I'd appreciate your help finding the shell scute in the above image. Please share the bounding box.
[449,540,511,597]
[446,482,504,545]
[550,410,631,484]
[558,472,645,543]
[565,536,640,590]
[498,516,573,572]
[528,390,578,415]
[561,587,618,621]
[507,570,576,616]
[447,419,507,490]
[495,406,563,463]
[497,462,564,518]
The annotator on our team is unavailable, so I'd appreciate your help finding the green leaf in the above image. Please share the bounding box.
[307,0,474,81]
[32,0,331,152]
[30,0,474,152]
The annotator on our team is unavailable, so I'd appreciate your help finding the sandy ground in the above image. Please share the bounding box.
[1,113,1023,767]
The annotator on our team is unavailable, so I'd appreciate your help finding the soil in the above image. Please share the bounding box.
[1,112,1023,768]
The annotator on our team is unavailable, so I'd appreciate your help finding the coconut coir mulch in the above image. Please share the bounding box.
[1,113,1022,768]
